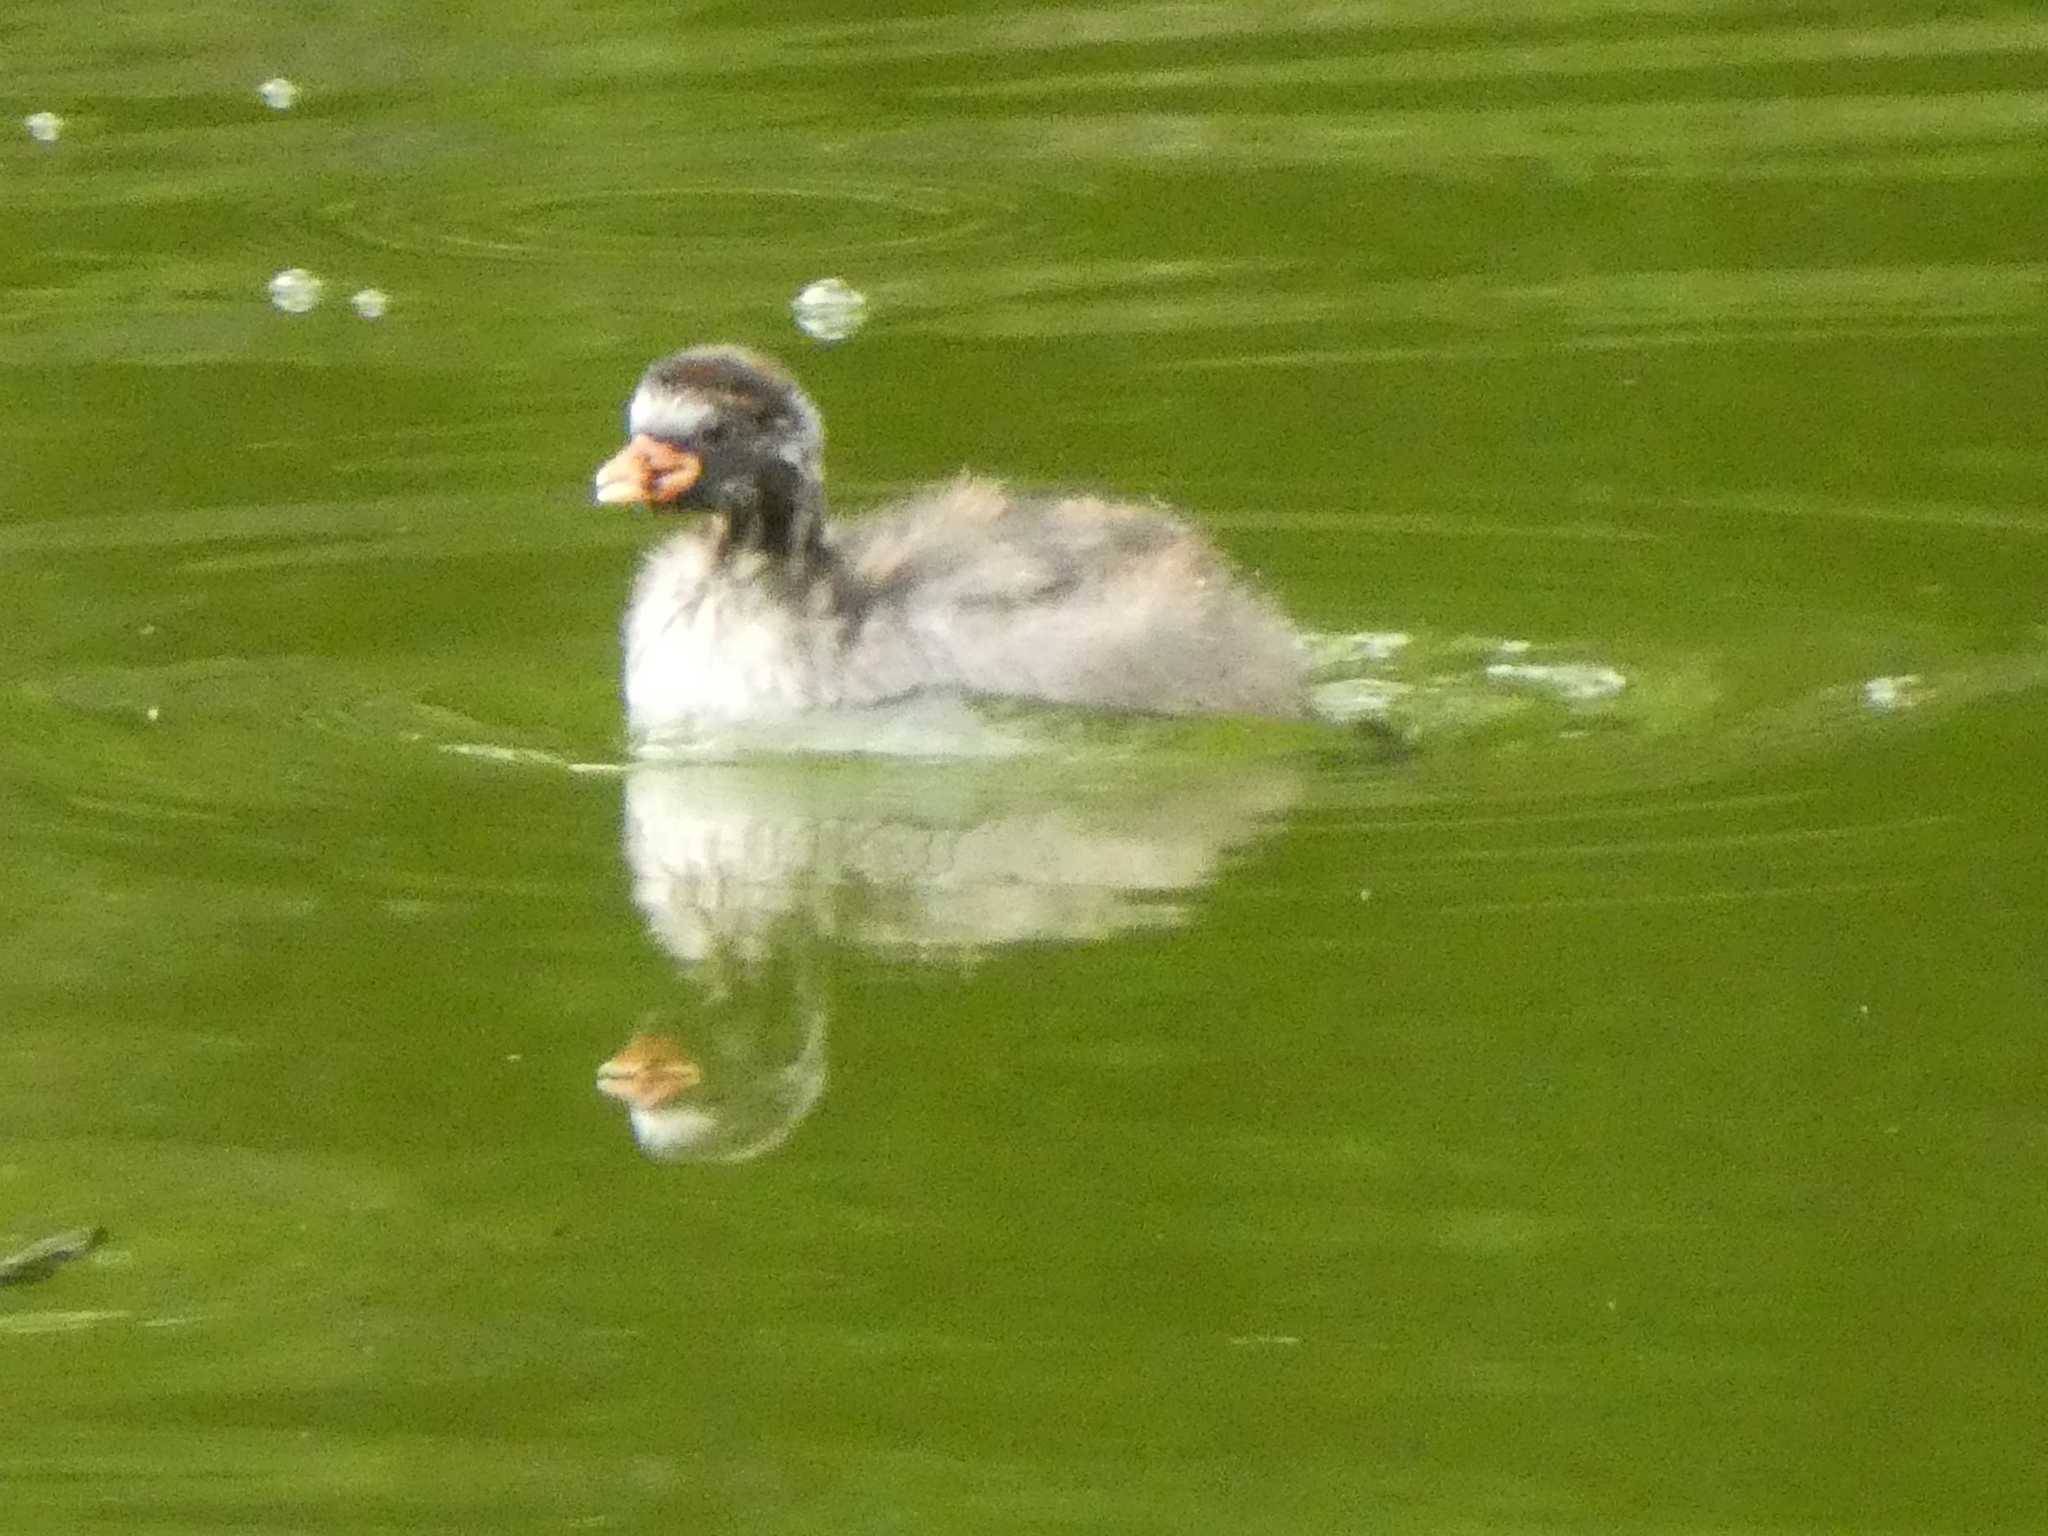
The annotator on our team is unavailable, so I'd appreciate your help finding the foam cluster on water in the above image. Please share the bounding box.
[1484,660,1629,703]
[1861,674,1923,712]
[1310,676,1410,724]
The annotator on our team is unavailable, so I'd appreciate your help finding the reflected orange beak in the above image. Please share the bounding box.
[596,1031,705,1110]
[593,434,703,507]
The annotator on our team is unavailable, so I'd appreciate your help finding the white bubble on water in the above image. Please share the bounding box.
[257,77,300,111]
[267,267,323,314]
[24,111,65,143]
[349,287,390,320]
[790,277,868,343]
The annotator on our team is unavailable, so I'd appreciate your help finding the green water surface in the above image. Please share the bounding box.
[6,4,2047,1532]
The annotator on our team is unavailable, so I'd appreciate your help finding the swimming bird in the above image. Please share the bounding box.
[593,346,1305,736]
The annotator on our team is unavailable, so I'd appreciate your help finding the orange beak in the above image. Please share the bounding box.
[593,434,703,506]
[596,1031,705,1110]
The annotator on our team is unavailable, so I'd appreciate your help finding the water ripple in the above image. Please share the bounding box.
[312,178,1027,268]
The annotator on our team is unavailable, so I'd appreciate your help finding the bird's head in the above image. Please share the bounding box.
[593,345,824,524]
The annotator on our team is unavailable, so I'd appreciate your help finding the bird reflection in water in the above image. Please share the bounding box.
[595,748,1301,1164]
[597,1004,826,1165]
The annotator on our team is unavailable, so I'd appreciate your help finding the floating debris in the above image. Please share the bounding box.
[1484,661,1628,703]
[257,77,300,111]
[266,267,323,314]
[349,287,390,320]
[790,277,868,343]
[1861,674,1923,712]
[23,111,64,144]
[0,1226,105,1287]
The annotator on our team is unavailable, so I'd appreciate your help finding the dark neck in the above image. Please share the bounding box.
[714,460,829,571]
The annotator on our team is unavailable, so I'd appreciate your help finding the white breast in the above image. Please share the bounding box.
[622,535,832,733]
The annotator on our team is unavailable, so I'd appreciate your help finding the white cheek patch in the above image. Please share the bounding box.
[629,389,715,440]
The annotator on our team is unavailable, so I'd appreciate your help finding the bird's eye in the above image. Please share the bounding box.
[698,418,732,448]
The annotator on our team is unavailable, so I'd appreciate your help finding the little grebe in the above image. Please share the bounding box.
[593,346,1305,735]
